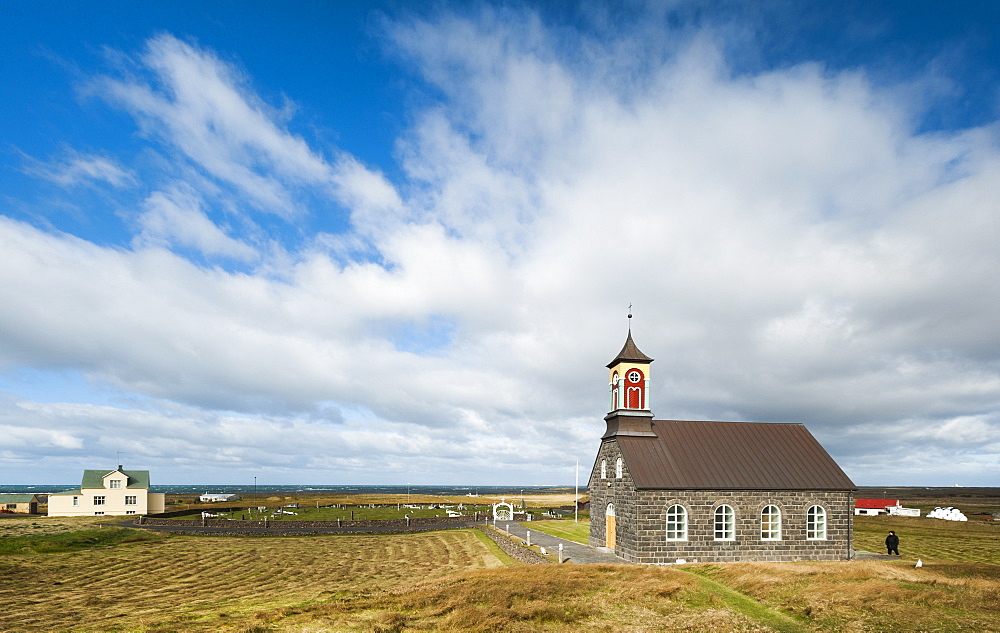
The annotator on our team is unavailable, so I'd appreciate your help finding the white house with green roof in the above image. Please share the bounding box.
[47,467,165,517]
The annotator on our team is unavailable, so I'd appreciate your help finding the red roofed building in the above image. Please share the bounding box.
[589,330,857,563]
[854,499,899,515]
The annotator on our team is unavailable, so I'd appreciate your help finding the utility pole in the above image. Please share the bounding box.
[575,459,579,522]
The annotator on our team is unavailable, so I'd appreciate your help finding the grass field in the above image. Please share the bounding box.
[0,525,162,554]
[0,515,108,537]
[691,560,1000,632]
[854,513,1000,564]
[0,528,504,631]
[1,495,997,631]
[521,519,591,544]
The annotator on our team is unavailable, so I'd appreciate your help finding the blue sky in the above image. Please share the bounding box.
[1,1,998,486]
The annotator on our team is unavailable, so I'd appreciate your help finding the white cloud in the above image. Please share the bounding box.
[333,155,405,236]
[23,149,135,188]
[134,185,258,261]
[91,34,398,221]
[2,11,999,485]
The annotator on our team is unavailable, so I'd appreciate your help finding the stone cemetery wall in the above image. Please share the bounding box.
[477,526,551,565]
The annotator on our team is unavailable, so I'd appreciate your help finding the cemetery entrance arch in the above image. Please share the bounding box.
[493,500,514,522]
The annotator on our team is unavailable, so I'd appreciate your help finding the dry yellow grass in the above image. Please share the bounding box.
[190,558,1000,632]
[692,559,1000,632]
[257,564,770,632]
[3,501,997,631]
[3,525,997,631]
[517,493,587,508]
[0,530,503,632]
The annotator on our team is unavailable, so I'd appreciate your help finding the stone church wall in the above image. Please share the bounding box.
[588,439,854,563]
[624,488,853,564]
[588,438,637,551]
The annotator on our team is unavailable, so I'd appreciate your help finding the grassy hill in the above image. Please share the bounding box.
[0,494,996,632]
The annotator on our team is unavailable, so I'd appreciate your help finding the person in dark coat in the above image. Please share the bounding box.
[885,530,900,556]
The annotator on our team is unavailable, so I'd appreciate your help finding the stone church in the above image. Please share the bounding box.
[588,331,856,563]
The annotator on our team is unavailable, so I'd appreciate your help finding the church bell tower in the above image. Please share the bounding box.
[604,328,656,438]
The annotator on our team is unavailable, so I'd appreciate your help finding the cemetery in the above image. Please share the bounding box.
[159,497,535,522]
[131,494,559,537]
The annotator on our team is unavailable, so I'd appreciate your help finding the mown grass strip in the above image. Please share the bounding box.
[0,530,503,632]
[682,567,809,633]
[469,528,519,565]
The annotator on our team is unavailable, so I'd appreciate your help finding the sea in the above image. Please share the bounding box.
[0,484,576,496]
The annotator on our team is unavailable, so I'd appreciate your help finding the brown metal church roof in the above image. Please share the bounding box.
[607,330,653,368]
[616,420,856,490]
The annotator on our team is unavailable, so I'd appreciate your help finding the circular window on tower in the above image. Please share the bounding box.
[627,370,642,383]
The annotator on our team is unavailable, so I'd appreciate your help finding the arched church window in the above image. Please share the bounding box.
[611,371,619,410]
[714,505,735,540]
[761,505,781,540]
[807,505,826,540]
[666,504,687,541]
[601,459,607,479]
[615,457,623,478]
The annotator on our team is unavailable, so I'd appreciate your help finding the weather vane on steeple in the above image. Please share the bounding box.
[628,303,633,327]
